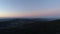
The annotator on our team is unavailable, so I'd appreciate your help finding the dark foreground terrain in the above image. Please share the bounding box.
[0,18,59,34]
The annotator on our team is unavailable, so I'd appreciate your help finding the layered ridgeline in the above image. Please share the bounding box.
[0,18,59,34]
[0,18,53,29]
[0,18,57,29]
[0,18,56,22]
[0,18,17,22]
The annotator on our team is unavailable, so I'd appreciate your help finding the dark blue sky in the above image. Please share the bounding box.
[0,0,60,18]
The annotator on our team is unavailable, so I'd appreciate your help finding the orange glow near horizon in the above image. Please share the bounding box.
[0,8,60,18]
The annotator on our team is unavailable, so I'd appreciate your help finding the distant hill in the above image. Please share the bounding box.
[0,18,56,22]
[0,18,60,34]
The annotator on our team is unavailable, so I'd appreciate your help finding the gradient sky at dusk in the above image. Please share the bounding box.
[0,0,60,18]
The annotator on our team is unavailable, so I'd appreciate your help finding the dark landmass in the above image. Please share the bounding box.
[0,18,59,34]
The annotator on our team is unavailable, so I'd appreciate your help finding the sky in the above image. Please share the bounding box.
[0,0,60,18]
